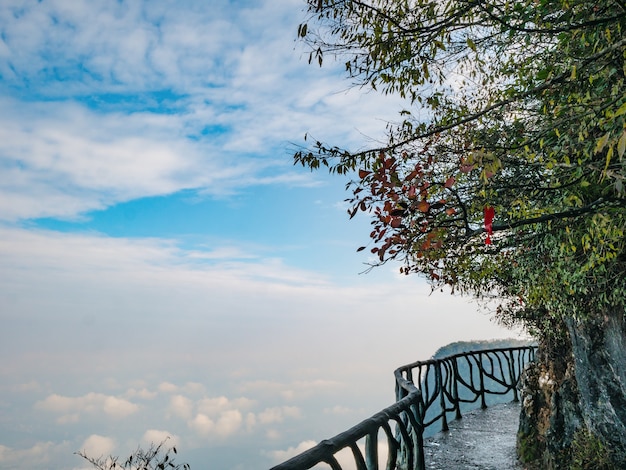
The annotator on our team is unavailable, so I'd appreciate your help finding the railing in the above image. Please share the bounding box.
[270,345,536,470]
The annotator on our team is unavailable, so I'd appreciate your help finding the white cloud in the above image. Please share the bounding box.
[79,435,115,459]
[196,396,255,416]
[182,382,206,395]
[264,440,317,464]
[0,98,259,221]
[125,387,157,400]
[168,395,193,420]
[0,0,408,223]
[257,406,302,425]
[103,396,140,418]
[35,392,139,419]
[57,413,80,425]
[239,378,342,401]
[141,430,179,448]
[0,0,243,92]
[158,382,178,393]
[0,441,60,468]
[188,413,214,435]
[0,226,330,294]
[214,410,243,437]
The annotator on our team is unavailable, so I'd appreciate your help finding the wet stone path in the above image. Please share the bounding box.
[423,401,525,469]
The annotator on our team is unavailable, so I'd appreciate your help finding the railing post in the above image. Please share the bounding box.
[435,361,449,432]
[413,402,426,470]
[478,352,487,409]
[398,369,411,470]
[365,431,378,470]
[509,349,519,402]
[452,356,462,420]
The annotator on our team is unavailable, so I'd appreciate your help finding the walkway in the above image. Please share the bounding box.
[422,401,525,469]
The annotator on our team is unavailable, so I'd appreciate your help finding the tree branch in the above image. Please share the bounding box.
[468,0,626,34]
[474,198,623,237]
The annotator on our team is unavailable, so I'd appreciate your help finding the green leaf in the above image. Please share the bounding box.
[466,37,477,52]
[604,145,614,172]
[615,102,626,117]
[536,68,551,80]
[618,130,626,159]
[595,133,610,154]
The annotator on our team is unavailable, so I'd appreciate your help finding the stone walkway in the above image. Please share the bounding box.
[423,401,526,469]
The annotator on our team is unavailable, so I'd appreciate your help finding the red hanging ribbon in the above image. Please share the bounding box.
[484,206,495,245]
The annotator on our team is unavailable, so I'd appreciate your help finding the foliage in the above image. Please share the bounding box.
[75,439,190,470]
[295,0,626,332]
[570,427,614,470]
[517,427,544,465]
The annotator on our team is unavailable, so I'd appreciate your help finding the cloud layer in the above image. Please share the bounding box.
[0,0,405,222]
[0,1,524,469]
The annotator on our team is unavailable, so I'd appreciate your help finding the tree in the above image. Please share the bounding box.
[295,0,626,467]
[75,439,190,470]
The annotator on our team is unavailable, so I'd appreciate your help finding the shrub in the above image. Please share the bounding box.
[75,438,190,470]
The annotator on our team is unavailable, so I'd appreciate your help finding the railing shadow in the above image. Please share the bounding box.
[270,346,536,470]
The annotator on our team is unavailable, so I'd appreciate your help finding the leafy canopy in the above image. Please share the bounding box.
[295,0,626,330]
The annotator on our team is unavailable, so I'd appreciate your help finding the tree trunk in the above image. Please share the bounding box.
[518,308,626,468]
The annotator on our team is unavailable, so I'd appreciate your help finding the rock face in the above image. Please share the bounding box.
[518,309,626,469]
[517,343,581,467]
[568,312,626,465]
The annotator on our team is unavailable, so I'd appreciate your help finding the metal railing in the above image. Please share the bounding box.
[270,345,536,470]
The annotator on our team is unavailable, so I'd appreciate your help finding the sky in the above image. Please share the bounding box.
[0,1,525,469]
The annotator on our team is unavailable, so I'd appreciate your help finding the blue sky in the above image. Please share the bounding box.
[0,1,523,469]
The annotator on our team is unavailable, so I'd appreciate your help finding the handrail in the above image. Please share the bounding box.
[270,345,536,470]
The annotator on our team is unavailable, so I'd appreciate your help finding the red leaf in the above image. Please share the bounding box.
[391,217,402,228]
[358,169,371,179]
[445,207,457,215]
[444,177,455,188]
[383,157,396,169]
[405,170,419,181]
[417,200,430,213]
[460,163,474,173]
